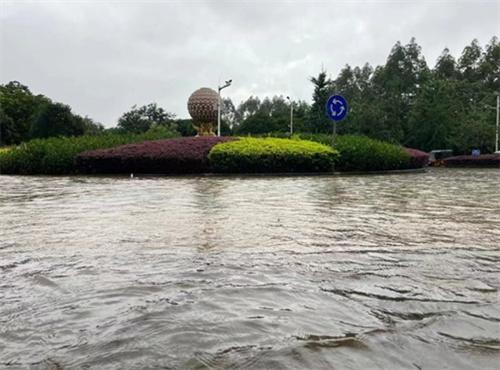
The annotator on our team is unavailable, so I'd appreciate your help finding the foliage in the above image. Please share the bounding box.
[295,134,412,171]
[76,137,235,174]
[174,118,197,137]
[233,96,308,135]
[30,102,86,139]
[117,103,176,133]
[407,78,496,154]
[82,116,105,135]
[229,37,498,154]
[0,81,49,145]
[444,154,500,167]
[332,135,411,171]
[308,71,333,133]
[434,48,457,79]
[0,130,177,175]
[0,81,104,145]
[2,37,498,155]
[208,137,338,173]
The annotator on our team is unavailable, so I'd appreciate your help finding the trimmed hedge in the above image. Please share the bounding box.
[0,132,430,175]
[0,131,177,175]
[405,148,430,169]
[444,154,500,168]
[296,133,429,171]
[76,136,236,174]
[208,137,338,173]
[332,135,411,172]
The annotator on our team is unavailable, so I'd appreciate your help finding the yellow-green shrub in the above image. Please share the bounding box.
[208,137,338,173]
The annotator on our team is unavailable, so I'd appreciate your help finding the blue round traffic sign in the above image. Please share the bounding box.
[326,95,349,121]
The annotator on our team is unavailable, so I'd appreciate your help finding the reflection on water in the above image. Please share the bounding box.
[0,168,499,369]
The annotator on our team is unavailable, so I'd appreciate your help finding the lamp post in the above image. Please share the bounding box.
[217,79,232,137]
[286,96,293,136]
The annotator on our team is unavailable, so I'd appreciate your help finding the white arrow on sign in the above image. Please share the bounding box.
[330,104,345,117]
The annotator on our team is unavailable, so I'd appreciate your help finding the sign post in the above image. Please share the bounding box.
[326,94,349,145]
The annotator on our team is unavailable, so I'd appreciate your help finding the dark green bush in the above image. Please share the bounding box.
[208,137,338,173]
[332,135,410,171]
[295,133,335,146]
[271,133,415,171]
[0,130,177,175]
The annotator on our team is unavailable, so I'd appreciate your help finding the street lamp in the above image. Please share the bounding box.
[217,79,232,137]
[286,96,293,137]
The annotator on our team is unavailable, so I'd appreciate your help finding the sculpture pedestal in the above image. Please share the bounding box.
[193,122,216,136]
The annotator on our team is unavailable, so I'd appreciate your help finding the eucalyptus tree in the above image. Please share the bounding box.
[434,48,458,80]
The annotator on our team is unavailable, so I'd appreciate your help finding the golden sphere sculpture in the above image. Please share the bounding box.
[187,87,219,136]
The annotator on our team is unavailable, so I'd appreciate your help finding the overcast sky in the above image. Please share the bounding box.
[1,0,498,126]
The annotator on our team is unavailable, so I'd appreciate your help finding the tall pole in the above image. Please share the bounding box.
[286,96,293,137]
[217,89,221,137]
[332,121,337,146]
[496,94,499,153]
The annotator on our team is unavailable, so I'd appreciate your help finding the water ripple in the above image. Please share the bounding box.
[0,168,499,369]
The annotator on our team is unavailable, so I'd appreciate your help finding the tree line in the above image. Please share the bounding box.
[0,81,105,145]
[310,37,499,153]
[1,37,498,153]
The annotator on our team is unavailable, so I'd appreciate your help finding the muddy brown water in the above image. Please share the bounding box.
[1,168,499,369]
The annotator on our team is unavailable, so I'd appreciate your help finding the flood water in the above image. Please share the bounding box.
[1,168,499,369]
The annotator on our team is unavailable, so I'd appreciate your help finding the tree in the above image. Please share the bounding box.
[434,48,457,79]
[407,79,459,151]
[408,77,496,153]
[479,36,500,91]
[0,81,49,144]
[221,98,237,129]
[330,63,377,136]
[232,95,305,135]
[30,102,86,139]
[236,111,273,134]
[234,96,261,127]
[370,38,430,143]
[0,107,15,146]
[458,39,483,82]
[308,70,332,133]
[117,103,176,133]
[175,118,197,137]
[82,116,105,135]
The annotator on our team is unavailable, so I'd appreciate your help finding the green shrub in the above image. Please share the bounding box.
[295,133,335,146]
[269,133,412,171]
[332,135,410,171]
[0,130,177,175]
[208,137,338,173]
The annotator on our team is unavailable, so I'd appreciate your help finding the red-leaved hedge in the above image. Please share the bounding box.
[405,148,429,169]
[75,136,237,174]
[443,154,500,168]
